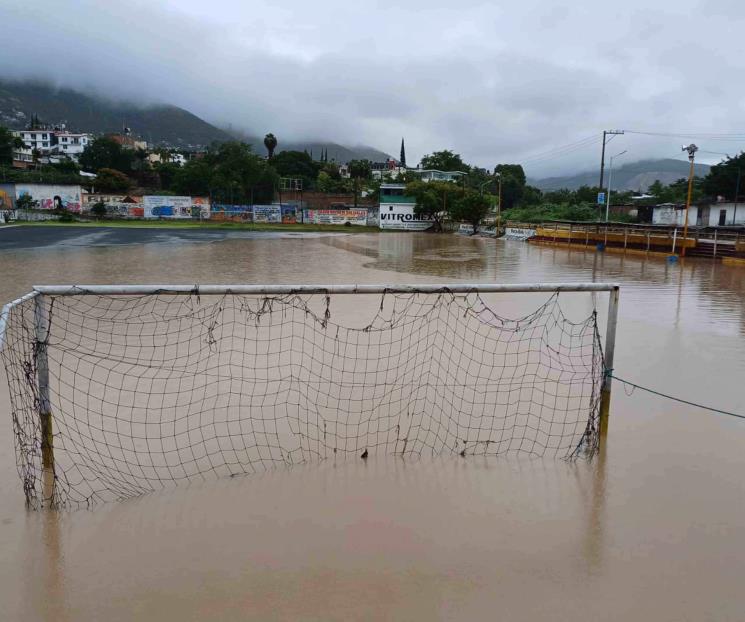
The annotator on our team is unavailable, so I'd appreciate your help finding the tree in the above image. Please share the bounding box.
[172,159,213,196]
[79,137,134,173]
[16,194,38,210]
[50,159,80,175]
[95,168,132,193]
[0,126,24,166]
[701,152,745,201]
[420,150,470,173]
[316,171,335,193]
[263,133,278,159]
[348,159,372,207]
[270,150,321,189]
[90,201,108,219]
[521,185,543,206]
[450,190,491,233]
[154,162,181,190]
[406,180,460,232]
[494,164,527,210]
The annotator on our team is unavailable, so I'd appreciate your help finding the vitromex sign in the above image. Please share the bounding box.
[379,203,434,231]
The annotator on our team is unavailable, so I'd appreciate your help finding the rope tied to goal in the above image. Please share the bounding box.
[609,373,745,420]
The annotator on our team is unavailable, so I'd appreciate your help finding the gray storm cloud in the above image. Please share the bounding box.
[1,0,744,174]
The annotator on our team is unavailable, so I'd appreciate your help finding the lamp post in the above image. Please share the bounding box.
[681,144,698,257]
[605,150,627,222]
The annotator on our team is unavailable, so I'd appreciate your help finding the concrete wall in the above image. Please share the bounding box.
[705,203,745,226]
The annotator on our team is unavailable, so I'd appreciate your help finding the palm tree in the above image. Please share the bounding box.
[264,133,278,159]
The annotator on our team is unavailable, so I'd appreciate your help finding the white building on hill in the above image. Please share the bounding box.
[12,129,91,162]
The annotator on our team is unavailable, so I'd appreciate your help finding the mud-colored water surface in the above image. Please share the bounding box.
[1,226,744,621]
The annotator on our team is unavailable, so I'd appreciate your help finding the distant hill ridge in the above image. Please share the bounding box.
[531,158,711,192]
[0,79,392,161]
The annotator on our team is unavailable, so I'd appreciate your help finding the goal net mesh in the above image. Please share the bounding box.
[2,289,604,508]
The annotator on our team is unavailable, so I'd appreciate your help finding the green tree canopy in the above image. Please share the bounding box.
[450,190,491,233]
[701,152,745,201]
[406,180,461,232]
[94,168,132,193]
[494,164,527,210]
[420,150,470,173]
[270,150,321,189]
[0,126,24,166]
[170,141,278,204]
[79,137,135,173]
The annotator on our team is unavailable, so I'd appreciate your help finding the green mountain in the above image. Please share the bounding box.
[531,158,711,192]
[0,79,394,161]
[0,79,233,148]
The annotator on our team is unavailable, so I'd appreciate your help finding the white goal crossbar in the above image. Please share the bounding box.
[0,283,619,507]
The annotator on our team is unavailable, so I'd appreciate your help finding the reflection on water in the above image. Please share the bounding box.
[1,230,745,621]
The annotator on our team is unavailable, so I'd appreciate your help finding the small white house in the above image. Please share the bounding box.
[52,132,89,160]
[414,169,466,183]
[13,129,53,153]
[652,203,699,226]
[700,202,745,226]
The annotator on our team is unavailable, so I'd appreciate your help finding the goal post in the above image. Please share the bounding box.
[1,282,619,508]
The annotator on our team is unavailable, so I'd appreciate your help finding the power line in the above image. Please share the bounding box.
[522,135,602,164]
[625,129,745,141]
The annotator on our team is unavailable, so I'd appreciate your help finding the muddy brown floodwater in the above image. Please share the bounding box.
[1,227,744,621]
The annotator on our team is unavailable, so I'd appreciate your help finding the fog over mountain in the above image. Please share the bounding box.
[2,1,745,174]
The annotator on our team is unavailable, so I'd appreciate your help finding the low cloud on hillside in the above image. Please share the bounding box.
[1,0,744,174]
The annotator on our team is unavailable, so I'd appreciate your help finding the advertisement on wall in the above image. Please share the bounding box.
[142,196,193,219]
[252,204,282,223]
[304,208,368,226]
[281,205,297,224]
[379,203,434,230]
[15,184,82,213]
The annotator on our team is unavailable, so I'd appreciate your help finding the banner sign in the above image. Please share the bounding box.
[504,227,536,240]
[304,208,368,225]
[379,203,434,230]
[252,204,282,223]
[142,196,193,219]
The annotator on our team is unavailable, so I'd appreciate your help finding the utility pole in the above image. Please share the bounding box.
[598,130,625,212]
[606,150,627,222]
[681,144,698,257]
[733,167,741,226]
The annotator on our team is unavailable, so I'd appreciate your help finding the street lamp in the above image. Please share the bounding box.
[606,150,627,222]
[681,144,698,257]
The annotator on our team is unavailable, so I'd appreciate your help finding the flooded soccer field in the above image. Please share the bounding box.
[0,226,744,621]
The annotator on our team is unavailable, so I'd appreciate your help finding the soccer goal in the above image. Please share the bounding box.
[0,283,619,508]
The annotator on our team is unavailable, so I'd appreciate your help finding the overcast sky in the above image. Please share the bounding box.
[2,0,745,175]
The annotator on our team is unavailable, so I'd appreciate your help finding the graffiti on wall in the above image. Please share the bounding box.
[211,204,253,222]
[15,184,82,213]
[142,196,193,219]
